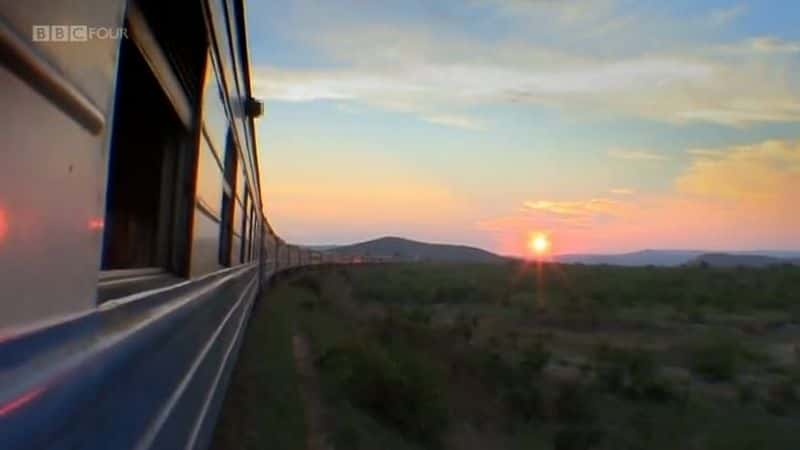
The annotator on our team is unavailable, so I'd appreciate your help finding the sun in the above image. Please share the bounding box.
[528,233,551,256]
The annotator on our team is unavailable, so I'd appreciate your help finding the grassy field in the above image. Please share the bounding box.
[210,285,308,450]
[214,261,800,450]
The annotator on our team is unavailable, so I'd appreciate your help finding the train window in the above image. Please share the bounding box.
[189,135,226,276]
[254,221,261,261]
[195,137,224,218]
[248,207,256,261]
[233,199,244,236]
[236,160,246,203]
[218,131,237,266]
[101,37,188,271]
[240,188,249,263]
[202,56,228,161]
[232,235,242,265]
[243,206,250,261]
[190,207,222,277]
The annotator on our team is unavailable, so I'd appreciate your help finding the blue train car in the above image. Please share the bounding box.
[0,1,303,449]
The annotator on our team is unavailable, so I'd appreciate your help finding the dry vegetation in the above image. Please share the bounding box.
[214,262,800,450]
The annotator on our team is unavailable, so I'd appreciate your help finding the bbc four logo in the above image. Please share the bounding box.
[32,25,126,42]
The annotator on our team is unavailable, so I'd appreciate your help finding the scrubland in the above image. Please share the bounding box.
[214,262,800,450]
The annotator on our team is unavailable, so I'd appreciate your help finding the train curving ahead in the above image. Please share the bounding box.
[0,1,346,449]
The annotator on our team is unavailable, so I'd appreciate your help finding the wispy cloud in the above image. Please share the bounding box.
[686,148,724,157]
[610,188,634,195]
[607,148,668,161]
[708,4,747,26]
[747,36,800,54]
[717,36,800,55]
[479,139,800,254]
[422,114,487,131]
[523,198,625,217]
[478,198,630,231]
[253,4,800,127]
[474,0,620,24]
[677,140,800,202]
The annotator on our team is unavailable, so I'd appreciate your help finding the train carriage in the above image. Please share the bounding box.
[0,1,343,449]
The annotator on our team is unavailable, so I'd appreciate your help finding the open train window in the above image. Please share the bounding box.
[98,0,206,299]
[101,37,186,271]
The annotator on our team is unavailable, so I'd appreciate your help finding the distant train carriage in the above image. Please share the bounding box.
[264,230,278,271]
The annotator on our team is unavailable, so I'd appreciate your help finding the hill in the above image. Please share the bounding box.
[555,250,800,266]
[687,253,799,267]
[326,236,506,263]
[554,250,704,266]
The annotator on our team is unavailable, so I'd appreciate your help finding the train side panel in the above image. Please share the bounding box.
[0,1,126,331]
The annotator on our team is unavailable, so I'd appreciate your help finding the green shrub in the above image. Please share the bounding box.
[737,383,757,405]
[331,423,361,450]
[474,349,548,421]
[593,345,674,402]
[434,284,477,303]
[450,312,475,341]
[479,351,516,386]
[291,274,322,296]
[553,382,595,423]
[317,340,448,445]
[505,383,543,421]
[639,378,679,403]
[519,341,551,378]
[687,308,707,323]
[405,307,432,325]
[596,363,626,394]
[553,425,604,450]
[682,332,766,382]
[763,380,799,416]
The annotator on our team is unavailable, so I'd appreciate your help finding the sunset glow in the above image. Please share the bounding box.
[252,1,800,255]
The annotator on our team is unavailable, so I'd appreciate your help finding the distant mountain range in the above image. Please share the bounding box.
[555,250,800,267]
[687,253,800,268]
[324,236,506,263]
[316,237,800,267]
[555,250,702,266]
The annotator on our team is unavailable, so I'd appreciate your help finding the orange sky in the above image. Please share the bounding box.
[250,1,800,256]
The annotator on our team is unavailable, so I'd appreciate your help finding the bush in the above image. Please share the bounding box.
[519,341,551,377]
[593,345,675,402]
[450,312,475,341]
[553,425,604,450]
[475,348,549,421]
[505,383,543,421]
[434,284,478,303]
[737,383,757,405]
[317,339,448,445]
[331,423,360,450]
[553,382,595,423]
[291,274,322,296]
[682,332,767,382]
[763,380,799,416]
[405,307,432,325]
[479,351,516,386]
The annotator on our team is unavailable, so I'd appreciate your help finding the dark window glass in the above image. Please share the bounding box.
[240,188,249,263]
[101,38,190,271]
[190,207,221,277]
[218,130,237,266]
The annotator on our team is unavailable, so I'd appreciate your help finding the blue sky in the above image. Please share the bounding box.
[247,0,800,255]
